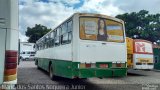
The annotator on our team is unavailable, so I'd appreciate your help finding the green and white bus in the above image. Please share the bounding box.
[35,13,127,79]
[0,0,18,88]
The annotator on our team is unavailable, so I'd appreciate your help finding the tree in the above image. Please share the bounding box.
[25,24,51,43]
[116,10,160,43]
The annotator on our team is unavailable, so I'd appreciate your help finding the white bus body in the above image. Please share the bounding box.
[35,13,127,79]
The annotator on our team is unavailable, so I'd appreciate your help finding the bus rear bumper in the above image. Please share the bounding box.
[74,68,127,78]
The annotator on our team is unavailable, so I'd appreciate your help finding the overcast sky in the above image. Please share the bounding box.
[19,0,160,42]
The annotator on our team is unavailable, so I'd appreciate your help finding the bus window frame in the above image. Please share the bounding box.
[61,19,73,45]
[67,20,73,44]
[54,27,61,47]
[51,31,55,47]
[36,17,73,50]
[79,16,125,43]
[50,31,54,48]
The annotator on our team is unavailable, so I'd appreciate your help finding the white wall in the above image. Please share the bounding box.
[0,0,18,84]
[0,28,6,84]
[20,42,35,52]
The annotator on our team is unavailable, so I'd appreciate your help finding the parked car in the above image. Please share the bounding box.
[20,51,36,60]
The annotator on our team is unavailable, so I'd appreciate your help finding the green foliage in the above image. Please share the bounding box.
[116,10,160,43]
[25,24,51,43]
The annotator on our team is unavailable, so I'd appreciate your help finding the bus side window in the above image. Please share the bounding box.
[61,33,68,44]
[51,31,55,47]
[38,44,40,50]
[59,27,62,45]
[40,43,42,50]
[36,44,38,50]
[61,22,68,44]
[43,38,45,49]
[46,35,49,48]
[43,38,46,49]
[68,32,72,43]
[62,23,67,35]
[68,20,72,32]
[38,43,41,50]
[54,28,60,46]
[42,40,45,49]
[61,20,72,44]
[68,20,72,43]
[47,34,51,48]
[46,35,49,49]
[49,31,54,47]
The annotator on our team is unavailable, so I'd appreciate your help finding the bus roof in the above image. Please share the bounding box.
[77,13,124,22]
[134,39,152,44]
[153,44,160,49]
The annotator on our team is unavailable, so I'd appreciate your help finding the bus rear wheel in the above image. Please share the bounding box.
[36,61,40,69]
[49,65,56,80]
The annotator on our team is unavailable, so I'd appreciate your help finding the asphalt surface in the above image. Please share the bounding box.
[17,61,160,90]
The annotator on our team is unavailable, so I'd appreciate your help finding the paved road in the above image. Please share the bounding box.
[17,61,160,90]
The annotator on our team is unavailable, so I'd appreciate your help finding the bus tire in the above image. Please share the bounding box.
[49,65,56,80]
[82,78,87,80]
[37,66,40,69]
[36,61,40,69]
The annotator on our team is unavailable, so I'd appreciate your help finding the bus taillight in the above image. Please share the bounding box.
[85,64,91,68]
[116,63,121,67]
[4,50,17,82]
[112,63,126,68]
[100,64,108,68]
[79,63,95,68]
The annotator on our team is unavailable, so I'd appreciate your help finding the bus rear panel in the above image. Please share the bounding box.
[73,14,127,78]
[133,39,154,70]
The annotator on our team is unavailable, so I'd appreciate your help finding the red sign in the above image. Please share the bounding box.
[135,43,145,53]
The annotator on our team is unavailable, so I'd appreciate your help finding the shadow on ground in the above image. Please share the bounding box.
[37,68,142,90]
[17,61,143,90]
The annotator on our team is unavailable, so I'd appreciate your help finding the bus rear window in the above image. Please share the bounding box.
[79,17,124,42]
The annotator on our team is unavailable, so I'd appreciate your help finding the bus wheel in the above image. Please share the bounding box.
[82,78,87,81]
[49,65,56,80]
[36,61,40,69]
[37,65,40,69]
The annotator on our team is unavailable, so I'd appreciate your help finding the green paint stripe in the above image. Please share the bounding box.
[36,58,127,78]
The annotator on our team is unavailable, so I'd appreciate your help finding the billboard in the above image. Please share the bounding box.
[80,17,124,42]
